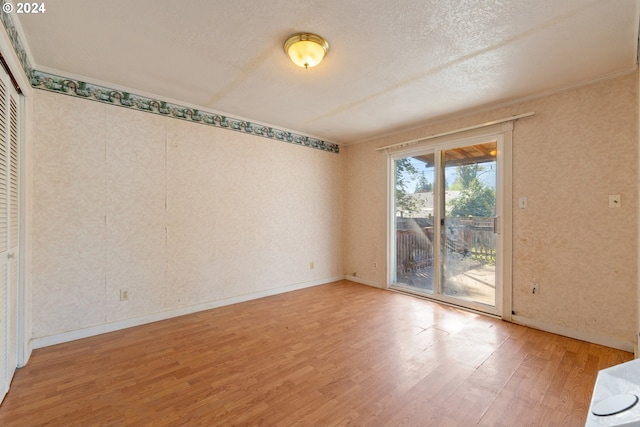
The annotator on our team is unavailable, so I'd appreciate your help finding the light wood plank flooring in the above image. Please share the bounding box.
[0,281,632,426]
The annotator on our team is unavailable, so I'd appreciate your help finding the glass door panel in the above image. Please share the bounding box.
[392,153,436,294]
[441,142,497,307]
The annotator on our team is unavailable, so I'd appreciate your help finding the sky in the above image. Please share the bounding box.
[404,156,497,192]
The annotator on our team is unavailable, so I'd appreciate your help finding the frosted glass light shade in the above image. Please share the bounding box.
[284,33,329,69]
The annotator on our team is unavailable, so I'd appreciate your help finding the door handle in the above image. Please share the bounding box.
[493,217,500,234]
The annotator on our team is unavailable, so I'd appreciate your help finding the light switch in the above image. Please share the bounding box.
[519,197,527,209]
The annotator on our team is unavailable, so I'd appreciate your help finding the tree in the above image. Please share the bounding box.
[448,164,495,217]
[395,158,423,217]
[449,164,482,191]
[414,171,432,193]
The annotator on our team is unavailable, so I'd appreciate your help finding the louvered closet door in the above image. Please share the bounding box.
[0,68,19,402]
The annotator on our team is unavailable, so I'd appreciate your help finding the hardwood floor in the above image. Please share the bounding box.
[0,280,632,426]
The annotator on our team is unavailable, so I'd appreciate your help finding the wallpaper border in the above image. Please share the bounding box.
[0,0,33,82]
[0,3,339,154]
[30,70,340,153]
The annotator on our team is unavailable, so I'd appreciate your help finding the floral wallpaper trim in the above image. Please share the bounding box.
[0,0,34,82]
[0,4,339,154]
[30,71,339,153]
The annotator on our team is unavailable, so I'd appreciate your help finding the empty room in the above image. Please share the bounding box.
[0,0,638,425]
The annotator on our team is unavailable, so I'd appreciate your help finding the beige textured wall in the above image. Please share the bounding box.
[29,71,639,347]
[31,90,344,339]
[345,72,638,344]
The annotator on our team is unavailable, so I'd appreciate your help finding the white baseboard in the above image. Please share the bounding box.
[18,341,33,368]
[32,276,343,349]
[344,275,384,289]
[512,315,635,353]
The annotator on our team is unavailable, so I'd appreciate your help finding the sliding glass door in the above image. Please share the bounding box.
[393,153,436,293]
[390,137,502,316]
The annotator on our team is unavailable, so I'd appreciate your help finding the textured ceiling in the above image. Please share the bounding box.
[16,0,640,144]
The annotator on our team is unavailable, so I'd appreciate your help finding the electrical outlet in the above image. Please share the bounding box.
[373,262,377,269]
[609,194,621,208]
[310,261,314,270]
[120,289,129,301]
[530,282,539,295]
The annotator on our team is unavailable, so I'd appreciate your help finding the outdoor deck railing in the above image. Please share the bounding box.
[396,218,496,273]
[396,227,433,273]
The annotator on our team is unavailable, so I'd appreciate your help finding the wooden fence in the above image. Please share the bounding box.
[396,218,496,273]
[396,227,433,273]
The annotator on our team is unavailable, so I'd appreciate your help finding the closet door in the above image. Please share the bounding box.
[0,67,19,402]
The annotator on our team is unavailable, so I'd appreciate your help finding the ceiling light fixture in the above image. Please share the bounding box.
[284,33,329,69]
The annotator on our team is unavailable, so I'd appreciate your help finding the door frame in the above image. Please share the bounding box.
[386,122,513,320]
